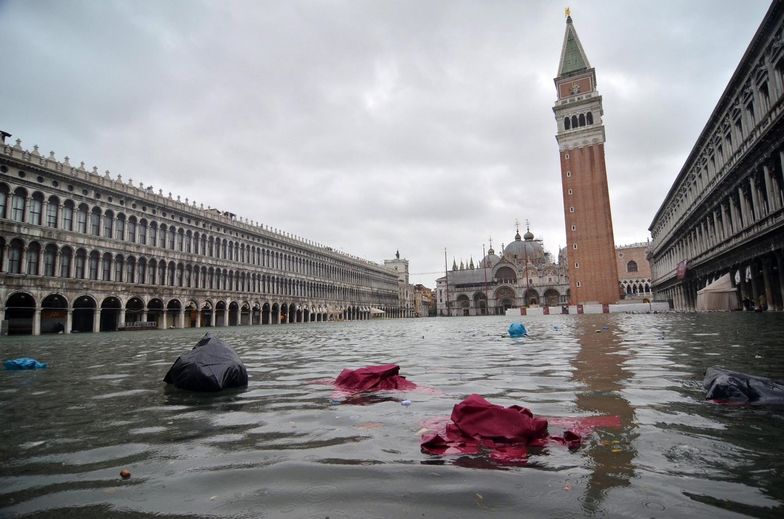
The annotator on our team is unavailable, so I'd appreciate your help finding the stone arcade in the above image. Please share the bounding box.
[0,133,403,335]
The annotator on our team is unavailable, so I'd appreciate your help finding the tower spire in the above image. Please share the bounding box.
[557,10,591,77]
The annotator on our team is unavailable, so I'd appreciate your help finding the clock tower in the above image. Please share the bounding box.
[553,13,619,305]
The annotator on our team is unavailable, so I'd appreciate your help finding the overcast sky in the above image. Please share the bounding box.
[1,0,772,286]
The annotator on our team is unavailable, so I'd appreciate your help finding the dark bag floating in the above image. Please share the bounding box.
[334,364,417,392]
[164,333,247,392]
[704,367,784,405]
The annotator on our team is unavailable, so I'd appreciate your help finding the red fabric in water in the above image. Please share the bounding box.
[334,364,417,391]
[421,394,583,462]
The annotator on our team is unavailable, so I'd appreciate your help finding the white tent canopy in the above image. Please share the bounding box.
[697,273,739,311]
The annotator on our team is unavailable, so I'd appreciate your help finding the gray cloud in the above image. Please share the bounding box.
[0,0,770,285]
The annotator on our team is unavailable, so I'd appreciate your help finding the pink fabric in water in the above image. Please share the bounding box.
[334,364,417,392]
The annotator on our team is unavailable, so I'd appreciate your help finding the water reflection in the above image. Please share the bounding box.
[572,316,638,515]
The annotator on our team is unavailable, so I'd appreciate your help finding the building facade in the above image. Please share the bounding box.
[553,14,620,305]
[0,133,403,335]
[436,226,570,316]
[616,242,653,301]
[384,251,415,318]
[649,1,784,311]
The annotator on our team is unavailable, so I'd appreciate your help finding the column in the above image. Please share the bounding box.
[92,309,101,333]
[33,307,41,336]
[750,262,760,307]
[763,164,779,212]
[20,247,27,274]
[66,309,72,334]
[119,308,126,328]
[195,309,201,328]
[762,258,773,311]
[729,197,738,234]
[178,308,185,328]
[210,308,216,327]
[777,251,784,311]
[2,244,9,272]
[738,187,749,228]
[161,311,168,330]
[721,202,730,240]
[750,176,762,220]
[55,252,62,279]
[141,311,148,323]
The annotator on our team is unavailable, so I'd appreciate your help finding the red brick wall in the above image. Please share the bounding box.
[561,144,620,304]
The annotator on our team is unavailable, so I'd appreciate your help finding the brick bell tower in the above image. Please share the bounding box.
[553,10,619,305]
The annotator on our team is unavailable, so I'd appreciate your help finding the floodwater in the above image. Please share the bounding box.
[1,313,783,518]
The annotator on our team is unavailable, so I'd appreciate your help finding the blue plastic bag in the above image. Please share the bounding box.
[508,323,527,337]
[4,357,48,370]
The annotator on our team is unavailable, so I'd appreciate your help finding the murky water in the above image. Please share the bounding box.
[1,313,784,518]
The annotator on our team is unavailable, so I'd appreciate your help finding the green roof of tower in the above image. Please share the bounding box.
[558,16,591,77]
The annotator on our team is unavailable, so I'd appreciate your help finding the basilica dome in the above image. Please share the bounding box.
[503,230,545,263]
[480,246,501,268]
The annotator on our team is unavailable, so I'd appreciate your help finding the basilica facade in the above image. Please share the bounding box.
[0,133,402,335]
[435,227,570,316]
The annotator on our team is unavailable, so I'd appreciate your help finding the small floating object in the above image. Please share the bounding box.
[163,333,247,392]
[508,323,527,337]
[595,330,602,333]
[329,399,342,406]
[4,358,47,370]
[120,469,131,479]
[401,399,412,406]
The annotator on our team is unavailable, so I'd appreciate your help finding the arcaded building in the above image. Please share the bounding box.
[552,13,620,305]
[0,133,402,335]
[649,2,784,311]
[616,242,653,301]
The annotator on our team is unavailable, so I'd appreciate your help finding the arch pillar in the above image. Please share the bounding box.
[141,310,148,323]
[92,309,100,333]
[195,309,201,328]
[161,311,168,330]
[32,307,41,336]
[66,309,72,334]
[2,244,9,272]
[762,258,773,310]
[210,307,216,327]
[119,308,126,327]
[55,252,62,279]
[777,251,784,311]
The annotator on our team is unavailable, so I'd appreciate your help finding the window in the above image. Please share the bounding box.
[60,250,71,278]
[627,260,638,273]
[127,260,135,283]
[150,225,157,246]
[75,252,85,279]
[569,207,575,213]
[115,257,124,282]
[586,112,593,125]
[116,216,125,240]
[176,231,183,251]
[43,247,55,276]
[575,262,580,269]
[29,196,42,225]
[0,187,6,218]
[128,219,136,243]
[139,221,147,245]
[8,242,22,273]
[578,113,586,127]
[77,206,88,233]
[138,261,146,284]
[566,171,572,178]
[568,188,573,195]
[90,210,101,236]
[88,253,99,280]
[573,243,578,249]
[576,281,582,288]
[565,153,570,160]
[104,212,114,237]
[564,117,571,130]
[46,201,58,227]
[571,224,576,231]
[168,228,175,249]
[102,255,111,281]
[11,190,25,222]
[25,244,39,275]
[63,203,74,231]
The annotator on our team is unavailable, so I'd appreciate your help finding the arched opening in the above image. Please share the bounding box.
[303,308,311,322]
[125,297,145,324]
[586,112,594,125]
[262,302,271,324]
[252,303,261,325]
[200,301,213,327]
[185,301,199,328]
[578,113,586,126]
[5,292,36,335]
[100,296,122,332]
[228,301,239,326]
[215,301,227,326]
[295,306,303,323]
[147,298,164,328]
[456,294,471,316]
[571,115,578,129]
[166,299,182,328]
[495,286,516,313]
[543,288,560,306]
[524,288,540,306]
[240,302,251,325]
[289,303,298,324]
[494,266,517,283]
[564,116,571,130]
[271,303,280,324]
[41,294,68,333]
[473,292,488,315]
[280,302,288,323]
[72,295,97,333]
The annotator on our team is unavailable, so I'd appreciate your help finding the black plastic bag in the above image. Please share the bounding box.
[164,333,248,392]
[704,367,784,405]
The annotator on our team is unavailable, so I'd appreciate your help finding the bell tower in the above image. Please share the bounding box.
[553,11,619,305]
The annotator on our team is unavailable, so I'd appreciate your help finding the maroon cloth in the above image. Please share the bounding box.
[421,394,582,462]
[334,364,417,392]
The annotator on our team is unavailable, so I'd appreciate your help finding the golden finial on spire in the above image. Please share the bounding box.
[565,7,571,18]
